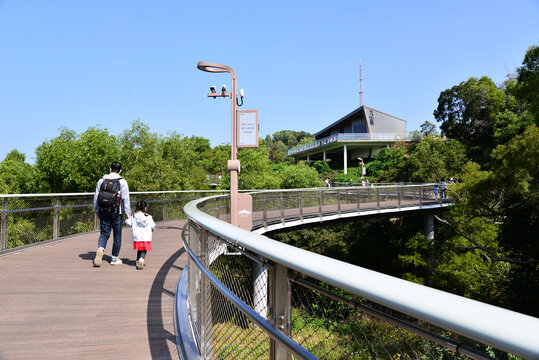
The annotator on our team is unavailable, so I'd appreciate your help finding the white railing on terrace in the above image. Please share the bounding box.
[178,185,539,360]
[288,132,408,156]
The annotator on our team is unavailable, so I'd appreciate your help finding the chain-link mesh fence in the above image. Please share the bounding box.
[288,275,505,360]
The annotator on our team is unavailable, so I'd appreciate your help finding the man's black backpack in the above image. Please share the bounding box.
[97,178,122,211]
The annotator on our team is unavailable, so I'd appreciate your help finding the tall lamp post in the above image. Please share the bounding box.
[357,157,365,185]
[197,61,243,226]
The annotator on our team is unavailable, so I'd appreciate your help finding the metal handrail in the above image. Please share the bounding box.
[180,223,317,360]
[182,188,539,359]
[0,189,231,199]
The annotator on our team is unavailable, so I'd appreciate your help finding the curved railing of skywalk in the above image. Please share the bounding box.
[176,185,539,360]
[0,190,228,253]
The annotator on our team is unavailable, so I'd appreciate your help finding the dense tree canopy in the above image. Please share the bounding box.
[433,76,505,163]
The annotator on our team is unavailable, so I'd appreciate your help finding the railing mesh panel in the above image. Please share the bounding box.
[289,277,470,360]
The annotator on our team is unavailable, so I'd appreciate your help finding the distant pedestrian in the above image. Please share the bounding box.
[126,200,156,270]
[349,180,353,186]
[433,184,439,200]
[325,178,330,187]
[93,161,131,267]
[440,180,447,199]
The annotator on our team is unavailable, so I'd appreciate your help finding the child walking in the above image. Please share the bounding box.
[126,200,156,270]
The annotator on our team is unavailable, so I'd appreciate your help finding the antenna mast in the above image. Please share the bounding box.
[359,60,364,107]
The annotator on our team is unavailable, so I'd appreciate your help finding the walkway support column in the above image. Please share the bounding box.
[424,214,434,244]
[323,151,326,162]
[343,144,348,174]
[424,213,435,286]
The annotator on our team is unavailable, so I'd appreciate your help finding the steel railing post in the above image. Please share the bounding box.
[376,187,380,212]
[263,193,267,228]
[280,192,285,225]
[269,263,291,360]
[357,187,361,213]
[318,190,322,219]
[298,191,303,221]
[94,212,99,231]
[1,198,8,251]
[163,193,168,221]
[398,186,402,210]
[337,188,341,215]
[53,197,60,239]
[420,186,423,208]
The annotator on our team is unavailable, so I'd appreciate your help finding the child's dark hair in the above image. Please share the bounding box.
[136,200,148,213]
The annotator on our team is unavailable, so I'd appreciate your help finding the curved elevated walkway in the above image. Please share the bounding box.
[0,220,187,360]
[0,187,452,360]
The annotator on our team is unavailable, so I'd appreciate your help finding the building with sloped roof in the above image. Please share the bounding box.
[288,105,408,174]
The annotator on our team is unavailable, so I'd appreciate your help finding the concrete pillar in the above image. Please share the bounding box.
[424,214,434,244]
[343,144,348,174]
[323,151,326,162]
[307,155,310,163]
[424,213,435,286]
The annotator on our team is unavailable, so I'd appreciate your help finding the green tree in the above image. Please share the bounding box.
[199,144,230,176]
[225,140,281,190]
[272,130,314,148]
[160,133,210,190]
[514,44,539,121]
[312,160,332,175]
[365,147,404,181]
[119,120,167,191]
[35,127,120,192]
[280,162,322,189]
[268,140,288,163]
[438,126,539,315]
[0,150,41,194]
[396,137,467,182]
[420,120,439,136]
[434,76,506,162]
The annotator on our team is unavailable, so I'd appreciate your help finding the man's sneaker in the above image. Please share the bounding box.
[110,258,123,266]
[137,258,144,270]
[94,249,104,267]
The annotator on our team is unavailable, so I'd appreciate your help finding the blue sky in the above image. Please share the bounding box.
[1,0,538,163]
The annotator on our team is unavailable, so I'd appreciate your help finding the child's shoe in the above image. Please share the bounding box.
[137,258,144,270]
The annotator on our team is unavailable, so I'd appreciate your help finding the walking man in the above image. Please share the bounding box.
[93,161,131,266]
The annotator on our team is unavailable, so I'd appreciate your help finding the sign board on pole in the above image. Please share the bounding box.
[237,193,252,231]
[237,110,259,148]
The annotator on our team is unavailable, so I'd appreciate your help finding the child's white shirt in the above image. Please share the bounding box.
[126,212,156,242]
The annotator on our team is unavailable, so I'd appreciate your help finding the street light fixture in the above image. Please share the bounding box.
[357,157,365,185]
[197,61,243,226]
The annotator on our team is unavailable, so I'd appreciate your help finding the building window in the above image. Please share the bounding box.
[369,110,375,125]
[352,119,367,133]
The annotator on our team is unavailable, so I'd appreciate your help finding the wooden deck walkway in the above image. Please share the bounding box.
[0,220,187,360]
